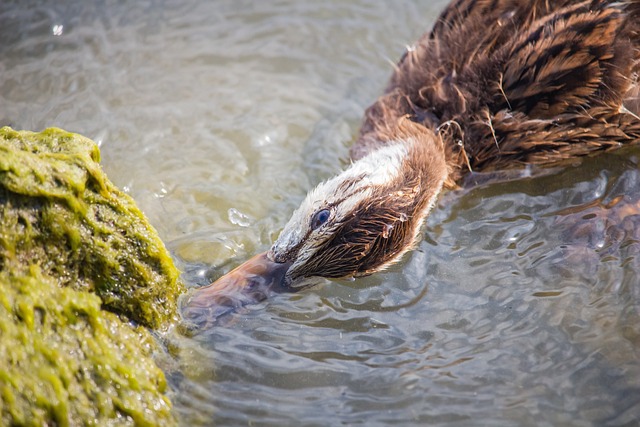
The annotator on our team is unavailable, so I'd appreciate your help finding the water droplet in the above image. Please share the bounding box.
[52,24,64,36]
[382,223,393,238]
[154,181,168,198]
[399,213,408,222]
[228,208,251,227]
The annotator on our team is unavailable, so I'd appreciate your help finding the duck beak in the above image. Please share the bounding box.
[181,251,292,326]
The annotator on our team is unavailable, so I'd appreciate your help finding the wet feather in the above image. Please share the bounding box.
[354,0,640,185]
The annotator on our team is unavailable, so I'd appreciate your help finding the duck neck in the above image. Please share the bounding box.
[388,119,449,197]
[350,124,449,274]
[393,126,449,227]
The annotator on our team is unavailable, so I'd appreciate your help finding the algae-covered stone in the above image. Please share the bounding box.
[0,127,184,425]
[0,266,175,426]
[0,127,184,329]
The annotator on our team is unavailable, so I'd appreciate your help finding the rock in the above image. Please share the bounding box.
[0,127,183,329]
[0,267,175,426]
[0,127,184,426]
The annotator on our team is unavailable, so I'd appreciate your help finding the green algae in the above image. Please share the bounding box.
[0,127,184,329]
[0,127,185,425]
[0,267,174,426]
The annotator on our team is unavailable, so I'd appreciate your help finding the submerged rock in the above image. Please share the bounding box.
[0,127,184,425]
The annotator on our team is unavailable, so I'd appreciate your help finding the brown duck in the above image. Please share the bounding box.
[183,0,640,323]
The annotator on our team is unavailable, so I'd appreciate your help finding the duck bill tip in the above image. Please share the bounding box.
[181,251,292,325]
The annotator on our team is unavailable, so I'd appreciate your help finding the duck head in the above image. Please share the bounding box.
[182,122,448,323]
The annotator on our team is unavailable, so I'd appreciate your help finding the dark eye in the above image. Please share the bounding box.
[310,209,331,230]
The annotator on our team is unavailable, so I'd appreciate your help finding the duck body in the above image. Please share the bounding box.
[356,0,640,185]
[183,0,640,324]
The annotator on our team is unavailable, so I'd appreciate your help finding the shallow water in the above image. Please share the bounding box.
[2,1,640,425]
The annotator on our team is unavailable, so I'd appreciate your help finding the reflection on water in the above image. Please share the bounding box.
[2,0,639,425]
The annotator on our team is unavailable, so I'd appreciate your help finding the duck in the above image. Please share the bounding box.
[182,0,640,323]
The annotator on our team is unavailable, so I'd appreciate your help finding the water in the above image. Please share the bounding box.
[2,1,639,425]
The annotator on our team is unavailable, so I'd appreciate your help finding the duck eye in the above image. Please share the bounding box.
[310,209,331,230]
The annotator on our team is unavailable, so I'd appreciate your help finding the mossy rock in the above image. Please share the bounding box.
[0,127,184,425]
[0,127,184,329]
[0,267,174,426]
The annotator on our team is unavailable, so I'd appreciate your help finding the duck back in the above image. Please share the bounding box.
[354,0,640,184]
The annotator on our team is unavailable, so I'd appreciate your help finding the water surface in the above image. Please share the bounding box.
[2,1,639,425]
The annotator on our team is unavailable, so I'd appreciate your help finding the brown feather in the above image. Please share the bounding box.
[353,0,640,186]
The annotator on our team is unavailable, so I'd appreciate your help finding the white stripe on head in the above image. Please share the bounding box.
[271,142,410,260]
